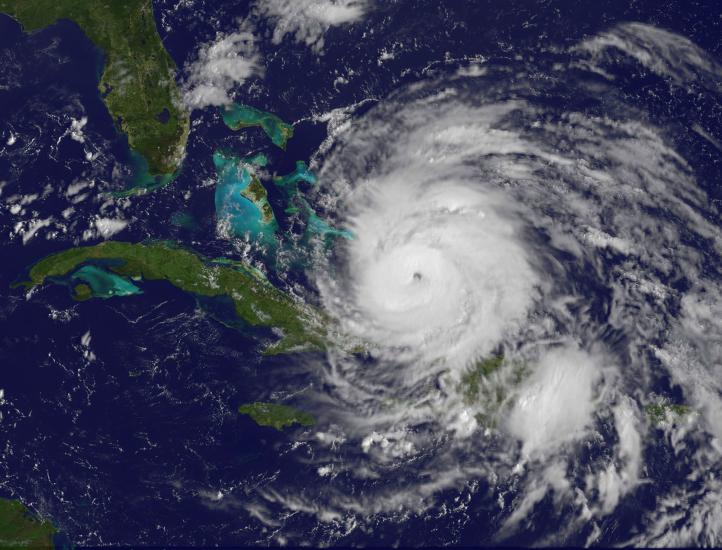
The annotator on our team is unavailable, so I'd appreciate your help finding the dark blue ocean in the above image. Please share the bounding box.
[0,1,720,546]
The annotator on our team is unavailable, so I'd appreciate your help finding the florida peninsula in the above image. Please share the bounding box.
[0,0,190,189]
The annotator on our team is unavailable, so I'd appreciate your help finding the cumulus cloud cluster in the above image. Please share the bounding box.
[183,28,262,109]
[181,0,371,109]
[506,346,602,457]
[182,2,367,108]
[255,0,368,52]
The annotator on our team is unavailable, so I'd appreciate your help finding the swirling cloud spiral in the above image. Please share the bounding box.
[258,22,722,546]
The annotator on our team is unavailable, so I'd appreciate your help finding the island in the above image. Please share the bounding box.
[214,151,278,244]
[459,355,505,405]
[646,401,690,425]
[0,0,190,192]
[274,160,318,210]
[238,402,315,431]
[0,498,56,550]
[222,103,294,150]
[274,160,318,192]
[274,161,353,241]
[15,241,326,354]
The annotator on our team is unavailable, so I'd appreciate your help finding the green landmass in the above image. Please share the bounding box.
[452,354,531,430]
[240,153,274,223]
[222,104,294,149]
[215,151,275,227]
[15,241,326,354]
[238,402,315,431]
[213,151,278,244]
[0,0,190,189]
[72,283,93,302]
[459,355,505,405]
[0,498,56,550]
[646,402,690,425]
[243,153,269,167]
[243,174,276,225]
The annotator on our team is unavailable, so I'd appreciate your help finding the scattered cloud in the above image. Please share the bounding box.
[577,22,722,91]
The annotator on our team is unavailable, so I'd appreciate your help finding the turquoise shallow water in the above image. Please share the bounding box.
[213,151,277,242]
[70,265,142,298]
[114,150,175,196]
[307,212,353,240]
[274,160,318,194]
[221,103,293,149]
[275,161,352,240]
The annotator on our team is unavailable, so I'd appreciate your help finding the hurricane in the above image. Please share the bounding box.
[243,22,722,546]
[322,158,539,371]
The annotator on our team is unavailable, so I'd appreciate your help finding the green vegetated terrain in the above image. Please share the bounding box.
[646,402,690,425]
[243,173,276,225]
[0,0,190,186]
[213,150,278,237]
[238,402,315,431]
[222,103,294,149]
[0,498,56,549]
[16,241,326,354]
[459,355,505,405]
[455,354,532,429]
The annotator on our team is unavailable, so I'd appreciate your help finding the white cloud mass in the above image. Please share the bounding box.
[183,28,263,109]
[255,0,368,52]
[506,346,602,457]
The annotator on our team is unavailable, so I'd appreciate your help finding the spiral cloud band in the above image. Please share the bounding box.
[341,167,538,371]
[248,23,722,546]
